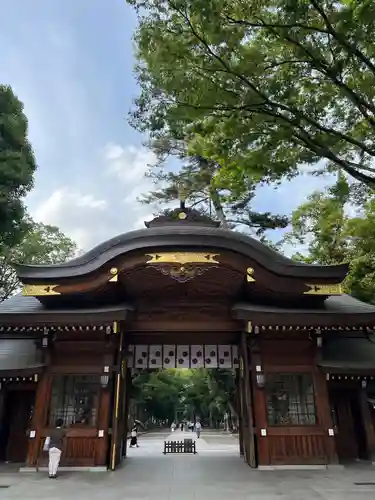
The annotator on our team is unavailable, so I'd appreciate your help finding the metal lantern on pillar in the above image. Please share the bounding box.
[255,365,265,389]
[101,365,110,388]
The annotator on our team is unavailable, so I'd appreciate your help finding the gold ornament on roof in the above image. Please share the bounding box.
[22,284,60,296]
[109,267,118,282]
[303,283,343,295]
[146,252,219,265]
[246,267,256,282]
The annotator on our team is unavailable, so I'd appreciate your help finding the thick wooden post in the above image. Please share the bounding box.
[241,331,256,467]
[96,387,111,466]
[109,373,121,470]
[358,386,375,461]
[250,341,269,466]
[109,324,125,470]
[235,369,244,456]
[238,365,247,459]
[26,371,51,466]
[313,369,339,464]
[122,367,132,458]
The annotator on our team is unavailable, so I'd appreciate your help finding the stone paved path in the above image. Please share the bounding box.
[1,429,375,499]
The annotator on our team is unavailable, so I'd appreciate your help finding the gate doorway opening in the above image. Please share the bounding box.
[130,368,239,432]
[110,340,257,469]
[125,368,240,460]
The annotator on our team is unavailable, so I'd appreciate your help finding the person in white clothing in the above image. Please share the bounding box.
[130,424,139,447]
[46,418,65,479]
[171,422,176,432]
[195,420,202,438]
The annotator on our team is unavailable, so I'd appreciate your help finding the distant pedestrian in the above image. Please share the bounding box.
[180,422,184,431]
[171,422,176,432]
[195,420,202,438]
[45,418,65,479]
[130,424,139,447]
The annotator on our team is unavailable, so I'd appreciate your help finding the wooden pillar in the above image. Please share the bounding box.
[116,365,127,460]
[122,367,132,458]
[358,386,375,461]
[109,372,122,470]
[236,369,244,455]
[108,322,125,470]
[96,387,111,466]
[313,369,339,464]
[96,343,115,467]
[238,366,246,458]
[250,341,269,466]
[26,371,51,466]
[240,331,256,467]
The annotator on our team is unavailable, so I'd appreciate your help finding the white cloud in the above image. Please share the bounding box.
[32,188,109,250]
[104,142,160,218]
[105,142,157,189]
[31,143,161,251]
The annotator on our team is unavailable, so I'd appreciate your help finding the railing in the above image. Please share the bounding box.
[163,439,197,454]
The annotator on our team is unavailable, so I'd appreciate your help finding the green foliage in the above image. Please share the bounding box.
[131,368,236,423]
[0,85,37,248]
[345,198,375,304]
[0,217,77,301]
[132,369,188,421]
[282,175,375,303]
[283,173,353,265]
[141,150,289,234]
[128,0,375,195]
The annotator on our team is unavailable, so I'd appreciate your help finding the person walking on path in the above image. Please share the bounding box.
[46,418,65,479]
[195,420,202,438]
[171,421,176,433]
[130,424,139,447]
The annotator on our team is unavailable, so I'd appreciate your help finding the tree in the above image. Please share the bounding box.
[344,198,375,304]
[132,369,189,421]
[0,85,37,248]
[142,151,289,234]
[282,175,375,303]
[130,368,237,426]
[128,0,375,195]
[0,218,77,301]
[282,173,353,265]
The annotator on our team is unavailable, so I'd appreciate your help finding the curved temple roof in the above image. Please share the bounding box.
[14,207,348,281]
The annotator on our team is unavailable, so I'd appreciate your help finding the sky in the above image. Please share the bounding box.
[0,0,330,252]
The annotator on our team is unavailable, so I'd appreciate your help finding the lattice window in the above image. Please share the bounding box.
[266,373,317,425]
[48,375,100,426]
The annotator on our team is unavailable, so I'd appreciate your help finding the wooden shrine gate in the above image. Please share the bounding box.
[4,204,373,471]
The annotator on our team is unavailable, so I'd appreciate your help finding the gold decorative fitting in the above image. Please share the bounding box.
[247,321,253,333]
[150,264,213,283]
[22,284,60,296]
[113,321,118,334]
[246,267,256,282]
[146,252,219,264]
[178,212,187,220]
[303,283,343,295]
[109,267,118,282]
